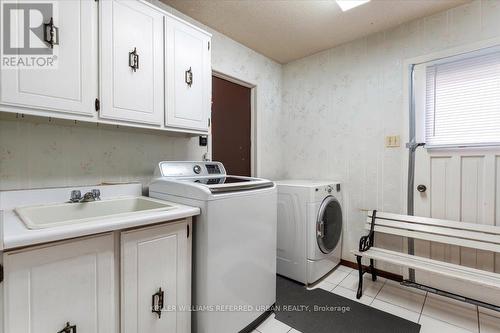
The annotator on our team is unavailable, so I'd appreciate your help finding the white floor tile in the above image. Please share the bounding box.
[289,329,302,333]
[307,280,336,292]
[339,272,386,297]
[256,314,291,333]
[375,281,426,313]
[421,293,478,332]
[370,299,420,322]
[324,269,350,285]
[331,285,374,305]
[479,312,500,333]
[419,315,475,333]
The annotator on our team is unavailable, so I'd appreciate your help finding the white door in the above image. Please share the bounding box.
[100,0,164,125]
[0,0,98,116]
[121,221,191,333]
[414,148,500,272]
[3,234,116,333]
[165,16,211,131]
[413,62,500,276]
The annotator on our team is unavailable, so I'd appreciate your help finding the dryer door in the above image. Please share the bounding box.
[316,196,342,254]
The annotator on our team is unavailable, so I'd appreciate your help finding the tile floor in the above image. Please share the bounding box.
[253,265,500,333]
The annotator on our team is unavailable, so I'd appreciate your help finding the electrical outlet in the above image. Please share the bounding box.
[385,135,401,148]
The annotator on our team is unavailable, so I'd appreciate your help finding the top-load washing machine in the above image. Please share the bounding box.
[149,161,277,333]
[275,180,343,285]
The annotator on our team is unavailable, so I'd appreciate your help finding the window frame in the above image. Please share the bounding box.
[406,39,500,151]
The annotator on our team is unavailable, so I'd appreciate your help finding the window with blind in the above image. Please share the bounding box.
[425,49,500,148]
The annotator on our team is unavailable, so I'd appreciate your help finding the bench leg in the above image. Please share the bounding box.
[370,259,377,281]
[356,255,363,299]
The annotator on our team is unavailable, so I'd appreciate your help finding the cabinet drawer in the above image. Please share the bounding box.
[3,234,116,333]
[121,221,191,333]
[0,0,98,116]
[165,16,211,131]
[100,0,165,125]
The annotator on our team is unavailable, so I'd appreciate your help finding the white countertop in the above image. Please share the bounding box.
[1,184,200,250]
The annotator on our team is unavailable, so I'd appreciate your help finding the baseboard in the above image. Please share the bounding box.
[340,259,403,282]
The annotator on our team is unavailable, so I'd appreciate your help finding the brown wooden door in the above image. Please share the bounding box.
[211,76,251,176]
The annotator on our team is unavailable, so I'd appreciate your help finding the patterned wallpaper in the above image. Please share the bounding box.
[280,0,500,266]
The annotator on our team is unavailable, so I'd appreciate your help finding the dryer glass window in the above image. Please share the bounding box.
[317,197,342,254]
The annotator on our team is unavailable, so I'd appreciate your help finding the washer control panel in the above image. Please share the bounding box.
[157,161,226,177]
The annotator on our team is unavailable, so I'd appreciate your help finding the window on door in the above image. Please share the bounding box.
[417,47,500,148]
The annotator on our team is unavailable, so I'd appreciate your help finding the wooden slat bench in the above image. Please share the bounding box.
[352,210,500,311]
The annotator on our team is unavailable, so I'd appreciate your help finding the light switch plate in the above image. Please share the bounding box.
[385,135,401,148]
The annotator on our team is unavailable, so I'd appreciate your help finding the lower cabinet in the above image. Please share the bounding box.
[121,221,191,333]
[2,219,191,333]
[3,234,116,333]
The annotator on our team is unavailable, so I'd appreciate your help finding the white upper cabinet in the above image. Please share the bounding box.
[100,0,164,126]
[165,16,211,132]
[3,234,116,333]
[0,0,212,134]
[0,0,98,117]
[121,221,191,333]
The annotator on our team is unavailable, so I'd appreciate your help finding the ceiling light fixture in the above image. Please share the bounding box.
[336,0,371,12]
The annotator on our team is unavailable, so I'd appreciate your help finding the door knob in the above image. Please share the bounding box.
[417,184,427,193]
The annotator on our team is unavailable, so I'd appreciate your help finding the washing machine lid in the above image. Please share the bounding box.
[150,161,274,199]
[316,196,342,254]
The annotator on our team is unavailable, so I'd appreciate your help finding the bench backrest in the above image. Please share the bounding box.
[366,211,500,253]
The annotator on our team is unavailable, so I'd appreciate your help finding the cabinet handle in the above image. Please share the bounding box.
[57,322,76,333]
[129,47,139,72]
[185,67,193,87]
[43,17,59,48]
[152,287,165,318]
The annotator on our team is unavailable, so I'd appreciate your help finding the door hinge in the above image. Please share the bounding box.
[208,41,210,50]
[0,264,3,283]
[95,98,100,112]
[208,118,211,127]
[187,224,190,238]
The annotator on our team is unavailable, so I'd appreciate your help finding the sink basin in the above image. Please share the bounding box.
[15,196,176,230]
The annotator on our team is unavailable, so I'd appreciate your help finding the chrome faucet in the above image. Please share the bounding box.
[68,189,101,203]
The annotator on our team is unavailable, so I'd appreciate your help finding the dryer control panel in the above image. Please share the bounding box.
[314,183,341,201]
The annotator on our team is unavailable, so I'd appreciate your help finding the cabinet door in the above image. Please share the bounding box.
[0,0,98,116]
[166,16,211,131]
[121,221,191,333]
[100,0,164,125]
[3,234,116,333]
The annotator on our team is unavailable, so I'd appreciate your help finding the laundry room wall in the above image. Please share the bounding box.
[0,2,284,192]
[280,0,500,272]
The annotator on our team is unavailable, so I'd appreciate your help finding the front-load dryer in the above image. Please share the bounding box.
[275,180,343,285]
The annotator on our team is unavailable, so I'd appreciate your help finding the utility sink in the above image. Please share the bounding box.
[15,196,176,230]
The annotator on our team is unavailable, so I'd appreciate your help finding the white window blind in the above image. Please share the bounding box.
[425,50,500,148]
